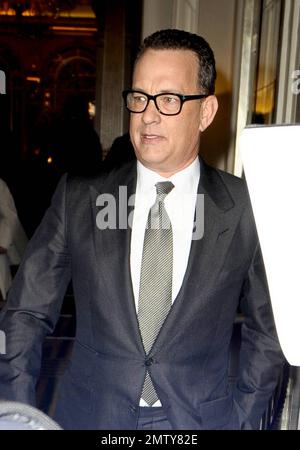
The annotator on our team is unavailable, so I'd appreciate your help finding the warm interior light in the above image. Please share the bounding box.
[0,8,16,15]
[0,2,95,19]
[49,26,97,32]
[26,76,41,83]
[255,83,275,115]
[88,101,95,118]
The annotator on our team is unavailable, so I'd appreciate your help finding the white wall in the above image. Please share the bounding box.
[197,0,236,94]
[197,0,241,171]
[142,0,174,38]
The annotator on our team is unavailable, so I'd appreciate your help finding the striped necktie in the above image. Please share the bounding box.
[138,181,174,405]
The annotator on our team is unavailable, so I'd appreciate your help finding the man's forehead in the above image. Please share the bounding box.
[136,47,197,62]
[133,48,198,80]
[132,49,199,92]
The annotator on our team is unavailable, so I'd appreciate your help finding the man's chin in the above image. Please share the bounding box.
[136,149,166,166]
[139,158,176,177]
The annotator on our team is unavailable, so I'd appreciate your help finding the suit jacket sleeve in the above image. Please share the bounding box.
[233,236,285,429]
[0,174,71,405]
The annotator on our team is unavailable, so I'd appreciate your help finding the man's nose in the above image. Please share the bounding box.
[142,99,161,123]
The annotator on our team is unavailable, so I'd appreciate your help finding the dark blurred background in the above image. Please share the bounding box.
[0,0,142,417]
[0,0,141,236]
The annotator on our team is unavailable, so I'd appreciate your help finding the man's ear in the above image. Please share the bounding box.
[199,95,218,132]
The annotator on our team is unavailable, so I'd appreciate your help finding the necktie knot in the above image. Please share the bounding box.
[148,181,174,230]
[155,181,174,198]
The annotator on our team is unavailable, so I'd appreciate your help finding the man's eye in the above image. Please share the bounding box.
[162,96,179,104]
[132,95,147,103]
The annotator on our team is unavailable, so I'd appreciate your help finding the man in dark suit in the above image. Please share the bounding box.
[0,29,284,430]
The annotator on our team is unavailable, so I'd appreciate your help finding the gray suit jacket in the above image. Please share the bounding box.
[0,158,284,429]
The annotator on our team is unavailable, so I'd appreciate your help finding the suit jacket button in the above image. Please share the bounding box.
[145,357,154,366]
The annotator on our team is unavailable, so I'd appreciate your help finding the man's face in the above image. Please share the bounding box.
[129,49,206,177]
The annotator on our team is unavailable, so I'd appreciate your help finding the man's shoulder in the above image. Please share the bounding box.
[214,166,246,190]
[65,160,137,193]
[201,160,248,202]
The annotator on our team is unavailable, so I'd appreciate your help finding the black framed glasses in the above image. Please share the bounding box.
[122,90,208,116]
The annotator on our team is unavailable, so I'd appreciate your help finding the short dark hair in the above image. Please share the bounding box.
[135,29,216,95]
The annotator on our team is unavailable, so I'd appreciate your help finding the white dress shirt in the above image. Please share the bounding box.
[130,158,200,406]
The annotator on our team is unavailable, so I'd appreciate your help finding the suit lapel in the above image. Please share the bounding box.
[89,162,145,354]
[150,159,241,353]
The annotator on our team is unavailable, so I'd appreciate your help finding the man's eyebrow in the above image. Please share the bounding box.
[130,87,146,93]
[131,88,183,94]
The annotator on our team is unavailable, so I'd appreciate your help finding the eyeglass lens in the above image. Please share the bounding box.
[127,92,182,114]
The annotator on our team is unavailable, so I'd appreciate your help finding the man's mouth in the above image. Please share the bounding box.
[141,134,164,144]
